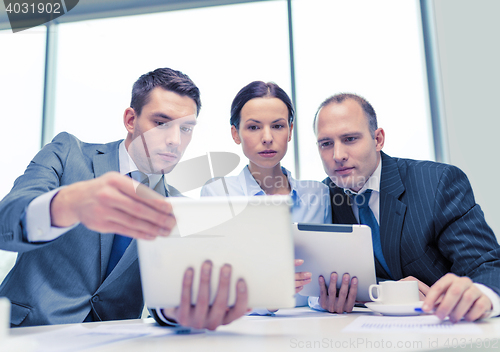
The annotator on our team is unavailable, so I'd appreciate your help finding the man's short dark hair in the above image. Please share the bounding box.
[131,68,201,116]
[230,81,294,130]
[313,93,377,137]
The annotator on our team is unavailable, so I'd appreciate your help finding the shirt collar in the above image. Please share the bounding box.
[118,141,163,189]
[239,165,266,196]
[342,157,382,196]
[238,165,297,197]
[281,166,299,200]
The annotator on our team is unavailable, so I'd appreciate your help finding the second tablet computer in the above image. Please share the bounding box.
[293,223,377,302]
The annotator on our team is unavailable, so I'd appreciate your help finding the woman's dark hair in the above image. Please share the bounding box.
[230,81,294,129]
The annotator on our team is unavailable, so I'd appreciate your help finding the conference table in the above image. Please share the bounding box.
[5,307,500,352]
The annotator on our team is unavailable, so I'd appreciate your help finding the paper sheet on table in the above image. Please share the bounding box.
[342,315,482,334]
[16,319,204,352]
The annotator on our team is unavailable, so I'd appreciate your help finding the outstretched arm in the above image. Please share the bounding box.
[51,172,175,240]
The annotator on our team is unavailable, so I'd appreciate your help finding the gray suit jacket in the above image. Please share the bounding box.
[325,152,500,294]
[0,132,147,326]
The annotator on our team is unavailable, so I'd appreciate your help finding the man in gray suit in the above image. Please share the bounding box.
[312,93,500,322]
[0,68,248,329]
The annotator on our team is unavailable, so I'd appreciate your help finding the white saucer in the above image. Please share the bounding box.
[365,301,424,316]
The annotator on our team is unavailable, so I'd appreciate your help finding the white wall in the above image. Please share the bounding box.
[433,0,500,240]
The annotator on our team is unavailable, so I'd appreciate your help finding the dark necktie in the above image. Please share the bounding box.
[354,189,393,279]
[105,171,149,277]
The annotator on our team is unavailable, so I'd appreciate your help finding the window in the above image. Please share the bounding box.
[0,27,45,198]
[292,0,433,180]
[54,1,292,197]
[0,26,46,281]
[1,0,434,282]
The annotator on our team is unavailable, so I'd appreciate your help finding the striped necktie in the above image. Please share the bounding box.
[354,189,393,279]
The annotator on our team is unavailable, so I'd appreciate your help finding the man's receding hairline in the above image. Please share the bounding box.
[314,98,373,136]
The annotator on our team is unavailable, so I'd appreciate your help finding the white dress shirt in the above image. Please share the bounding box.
[344,157,382,224]
[201,165,332,224]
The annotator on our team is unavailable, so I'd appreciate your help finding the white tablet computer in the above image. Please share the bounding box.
[138,196,296,309]
[293,223,376,302]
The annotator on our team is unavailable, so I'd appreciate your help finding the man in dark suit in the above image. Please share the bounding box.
[313,93,500,322]
[0,68,248,329]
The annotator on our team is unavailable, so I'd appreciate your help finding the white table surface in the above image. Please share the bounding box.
[5,307,500,352]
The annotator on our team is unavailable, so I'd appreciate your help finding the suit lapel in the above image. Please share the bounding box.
[332,188,357,224]
[93,142,120,178]
[95,142,169,289]
[379,152,406,279]
[323,178,357,224]
[92,142,122,281]
[101,239,138,288]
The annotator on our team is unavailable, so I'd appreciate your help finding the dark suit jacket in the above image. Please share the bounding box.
[0,132,166,326]
[325,152,500,294]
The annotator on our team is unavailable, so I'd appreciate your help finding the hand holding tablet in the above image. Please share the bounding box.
[293,223,377,302]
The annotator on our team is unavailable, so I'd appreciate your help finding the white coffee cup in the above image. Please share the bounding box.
[369,281,419,304]
[0,297,10,339]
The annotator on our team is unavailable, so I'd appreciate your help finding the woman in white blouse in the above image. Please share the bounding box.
[201,81,331,304]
